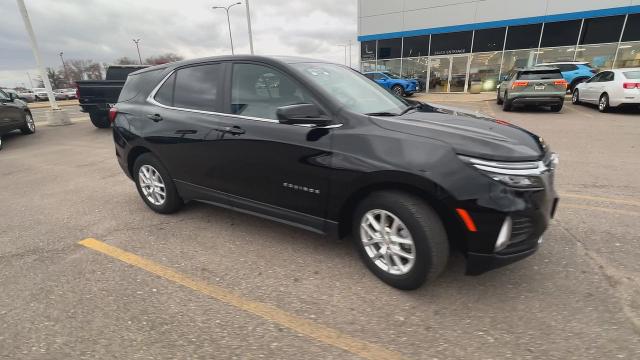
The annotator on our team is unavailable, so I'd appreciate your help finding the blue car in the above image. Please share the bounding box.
[535,62,597,91]
[363,71,420,97]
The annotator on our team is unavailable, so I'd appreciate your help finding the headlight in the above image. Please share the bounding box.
[458,155,553,189]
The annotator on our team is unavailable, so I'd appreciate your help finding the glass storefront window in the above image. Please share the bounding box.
[403,36,429,58]
[473,27,506,53]
[536,46,577,64]
[580,16,626,45]
[505,24,542,50]
[402,57,429,91]
[377,38,402,59]
[622,14,640,42]
[361,41,376,61]
[469,51,502,91]
[376,59,402,76]
[574,43,618,71]
[502,49,537,72]
[360,61,376,73]
[540,20,582,48]
[430,31,473,56]
[615,42,640,68]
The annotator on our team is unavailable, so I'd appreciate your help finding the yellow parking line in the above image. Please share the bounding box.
[78,238,403,360]
[562,203,640,217]
[560,193,640,207]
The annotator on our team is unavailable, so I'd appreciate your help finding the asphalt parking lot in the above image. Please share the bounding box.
[1,100,639,359]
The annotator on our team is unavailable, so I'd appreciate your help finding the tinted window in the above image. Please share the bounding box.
[231,63,312,120]
[622,14,640,42]
[623,71,640,79]
[377,38,401,59]
[473,27,506,52]
[364,73,374,80]
[403,35,429,57]
[372,73,384,80]
[517,70,562,80]
[505,24,542,50]
[430,31,472,55]
[119,69,163,102]
[588,73,603,82]
[154,73,175,106]
[601,72,614,82]
[361,41,376,61]
[172,64,222,112]
[0,90,9,101]
[580,16,625,45]
[541,20,582,47]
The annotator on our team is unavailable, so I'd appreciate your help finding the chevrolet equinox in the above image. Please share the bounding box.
[111,56,559,290]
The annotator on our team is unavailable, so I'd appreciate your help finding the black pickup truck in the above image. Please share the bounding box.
[77,65,148,128]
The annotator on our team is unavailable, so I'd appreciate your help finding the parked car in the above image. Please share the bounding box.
[0,89,36,150]
[535,62,597,91]
[111,55,559,290]
[32,88,48,101]
[53,90,67,101]
[363,71,420,97]
[497,67,568,112]
[17,89,35,102]
[572,68,640,112]
[55,88,77,100]
[77,65,149,128]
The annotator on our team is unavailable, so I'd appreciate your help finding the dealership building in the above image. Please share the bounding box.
[358,1,640,92]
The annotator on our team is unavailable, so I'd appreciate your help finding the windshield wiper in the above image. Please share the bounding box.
[399,103,422,115]
[365,111,399,116]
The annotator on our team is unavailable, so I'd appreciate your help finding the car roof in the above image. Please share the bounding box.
[516,66,560,71]
[611,67,640,72]
[132,55,334,76]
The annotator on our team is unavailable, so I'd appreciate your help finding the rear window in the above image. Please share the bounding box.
[623,71,640,79]
[118,69,163,102]
[518,70,562,80]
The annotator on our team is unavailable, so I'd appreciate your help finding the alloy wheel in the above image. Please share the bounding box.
[599,95,608,112]
[26,114,35,132]
[572,91,579,104]
[393,87,403,96]
[138,165,166,205]
[360,209,416,275]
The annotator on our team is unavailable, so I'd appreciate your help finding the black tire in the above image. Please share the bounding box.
[502,92,512,111]
[352,191,449,290]
[20,112,36,135]
[404,93,414,97]
[0,136,3,151]
[391,85,404,97]
[89,112,111,128]
[572,89,581,105]
[550,103,563,112]
[598,93,610,113]
[496,90,504,105]
[133,153,183,214]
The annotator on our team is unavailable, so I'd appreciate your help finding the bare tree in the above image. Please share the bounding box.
[46,67,66,89]
[65,59,103,81]
[144,53,184,65]
[114,56,138,65]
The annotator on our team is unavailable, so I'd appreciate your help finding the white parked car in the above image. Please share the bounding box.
[32,88,48,101]
[572,68,640,112]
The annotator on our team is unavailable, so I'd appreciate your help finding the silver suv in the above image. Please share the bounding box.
[497,67,568,112]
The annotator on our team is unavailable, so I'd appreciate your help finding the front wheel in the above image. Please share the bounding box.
[391,85,404,97]
[133,153,183,214]
[20,113,36,134]
[572,89,581,105]
[353,191,449,290]
[599,94,610,113]
[89,112,111,128]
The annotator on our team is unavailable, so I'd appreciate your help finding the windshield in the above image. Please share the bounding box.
[623,71,640,79]
[382,71,400,79]
[292,63,410,115]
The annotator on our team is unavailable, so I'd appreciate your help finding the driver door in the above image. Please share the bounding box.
[581,73,602,102]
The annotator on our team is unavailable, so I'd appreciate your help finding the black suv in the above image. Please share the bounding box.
[111,56,559,290]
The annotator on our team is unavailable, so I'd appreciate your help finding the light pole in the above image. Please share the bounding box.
[245,0,254,54]
[132,39,143,64]
[212,2,241,55]
[59,51,71,87]
[337,44,347,65]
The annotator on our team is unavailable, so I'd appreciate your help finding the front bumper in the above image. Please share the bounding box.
[466,245,539,275]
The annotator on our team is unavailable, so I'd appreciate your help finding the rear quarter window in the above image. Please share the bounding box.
[623,71,640,80]
[118,69,164,103]
[518,70,562,80]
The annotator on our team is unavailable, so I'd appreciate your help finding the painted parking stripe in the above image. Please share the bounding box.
[560,193,640,207]
[78,238,403,360]
[562,203,640,217]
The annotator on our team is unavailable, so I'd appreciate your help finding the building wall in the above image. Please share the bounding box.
[359,0,640,39]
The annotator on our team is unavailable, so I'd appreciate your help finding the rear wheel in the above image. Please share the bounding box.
[550,103,563,112]
[572,89,581,105]
[502,92,512,111]
[353,191,449,290]
[89,112,111,128]
[392,85,404,97]
[598,94,610,113]
[496,90,504,105]
[20,113,36,135]
[133,153,183,214]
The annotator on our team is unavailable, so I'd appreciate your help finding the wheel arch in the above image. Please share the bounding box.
[336,176,466,251]
[127,146,152,177]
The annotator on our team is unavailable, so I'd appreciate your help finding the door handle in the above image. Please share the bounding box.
[146,113,163,122]
[212,125,245,135]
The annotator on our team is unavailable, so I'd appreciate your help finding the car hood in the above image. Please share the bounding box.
[369,103,547,161]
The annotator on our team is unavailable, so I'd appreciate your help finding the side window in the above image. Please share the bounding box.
[0,90,9,101]
[364,73,374,80]
[154,73,175,106]
[602,72,615,82]
[372,73,384,80]
[588,73,602,83]
[231,63,312,120]
[172,64,223,112]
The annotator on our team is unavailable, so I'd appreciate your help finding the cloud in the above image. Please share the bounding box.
[0,0,359,88]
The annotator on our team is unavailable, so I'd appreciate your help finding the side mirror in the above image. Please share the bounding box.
[276,103,331,126]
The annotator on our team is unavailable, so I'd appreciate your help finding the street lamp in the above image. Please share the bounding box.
[59,51,71,87]
[245,0,254,54]
[212,2,242,55]
[132,38,142,64]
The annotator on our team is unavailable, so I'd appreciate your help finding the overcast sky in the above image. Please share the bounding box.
[0,0,359,88]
